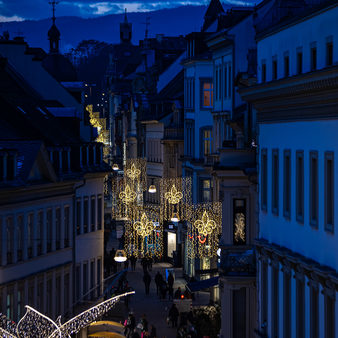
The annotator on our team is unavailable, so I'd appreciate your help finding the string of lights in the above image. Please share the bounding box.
[0,292,134,338]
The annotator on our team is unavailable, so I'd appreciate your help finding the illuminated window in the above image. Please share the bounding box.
[201,81,213,108]
[201,128,212,157]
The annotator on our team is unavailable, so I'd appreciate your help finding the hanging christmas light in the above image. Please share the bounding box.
[119,184,137,204]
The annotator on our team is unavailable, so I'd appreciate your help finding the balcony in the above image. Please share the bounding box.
[163,127,184,141]
[220,248,256,277]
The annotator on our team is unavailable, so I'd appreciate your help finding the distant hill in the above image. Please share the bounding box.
[1,5,213,52]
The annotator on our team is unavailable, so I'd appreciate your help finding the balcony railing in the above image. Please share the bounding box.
[220,248,256,276]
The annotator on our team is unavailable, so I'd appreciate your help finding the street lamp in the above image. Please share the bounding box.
[170,212,179,222]
[148,184,156,193]
[112,163,119,171]
[114,249,127,262]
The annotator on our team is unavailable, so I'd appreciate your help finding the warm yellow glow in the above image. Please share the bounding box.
[119,184,137,204]
[194,211,217,237]
[133,213,154,237]
[114,250,127,262]
[148,185,156,193]
[126,163,141,180]
[165,184,183,204]
[112,164,119,171]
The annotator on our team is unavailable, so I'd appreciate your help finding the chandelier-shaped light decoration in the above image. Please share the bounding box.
[0,292,135,338]
[119,184,137,204]
[165,184,183,205]
[133,212,154,238]
[160,177,192,222]
[124,205,163,258]
[187,202,222,258]
[126,163,141,181]
[124,158,147,192]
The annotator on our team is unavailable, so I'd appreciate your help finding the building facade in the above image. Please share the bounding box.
[241,2,338,337]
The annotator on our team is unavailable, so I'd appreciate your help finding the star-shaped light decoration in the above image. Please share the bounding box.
[194,211,217,238]
[126,163,141,181]
[164,184,183,205]
[133,213,154,238]
[119,184,137,204]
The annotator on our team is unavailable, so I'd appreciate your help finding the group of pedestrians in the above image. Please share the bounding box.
[154,271,175,300]
[124,312,157,338]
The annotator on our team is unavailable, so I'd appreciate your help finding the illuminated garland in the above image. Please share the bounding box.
[124,158,147,192]
[187,202,222,258]
[124,205,163,258]
[119,184,137,204]
[160,177,192,222]
[0,292,134,338]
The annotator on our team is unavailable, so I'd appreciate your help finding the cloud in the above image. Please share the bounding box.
[0,0,257,21]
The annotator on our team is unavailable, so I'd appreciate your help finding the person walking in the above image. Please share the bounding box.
[143,271,151,295]
[160,280,168,300]
[167,272,174,300]
[124,312,136,338]
[168,303,179,328]
[155,272,163,295]
[174,287,182,299]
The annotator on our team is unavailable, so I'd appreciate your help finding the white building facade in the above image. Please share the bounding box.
[241,3,338,337]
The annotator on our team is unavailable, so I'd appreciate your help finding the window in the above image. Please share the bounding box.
[261,261,268,325]
[83,262,88,300]
[17,215,23,261]
[201,128,212,157]
[271,264,279,337]
[55,208,61,250]
[56,276,61,315]
[261,149,267,211]
[91,196,96,232]
[46,279,52,317]
[262,62,266,83]
[200,179,212,202]
[64,273,70,313]
[75,265,80,301]
[37,212,43,255]
[228,65,232,97]
[283,270,291,338]
[6,217,14,264]
[296,278,305,338]
[233,199,246,245]
[297,49,303,74]
[310,284,319,338]
[325,152,334,232]
[97,196,102,230]
[185,120,195,157]
[272,149,279,215]
[90,260,95,300]
[272,56,277,80]
[326,37,333,66]
[296,151,304,222]
[37,280,44,312]
[97,258,102,298]
[215,68,219,101]
[83,197,88,233]
[219,67,222,100]
[325,293,335,338]
[201,80,213,108]
[27,213,34,258]
[224,65,228,97]
[311,44,317,71]
[284,53,289,77]
[76,198,81,235]
[6,291,13,320]
[310,151,318,227]
[283,150,291,219]
[46,209,52,252]
[64,206,70,247]
[185,78,194,109]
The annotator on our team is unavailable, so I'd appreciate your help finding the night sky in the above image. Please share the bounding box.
[0,0,258,22]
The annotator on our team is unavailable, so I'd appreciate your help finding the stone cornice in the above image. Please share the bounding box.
[255,238,338,292]
[240,66,338,122]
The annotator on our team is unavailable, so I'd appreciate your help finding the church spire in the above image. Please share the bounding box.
[120,8,132,44]
[48,1,60,54]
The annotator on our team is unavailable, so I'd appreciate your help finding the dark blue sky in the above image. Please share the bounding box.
[0,0,256,22]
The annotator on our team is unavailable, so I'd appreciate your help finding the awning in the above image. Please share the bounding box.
[87,332,125,338]
[186,276,219,293]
